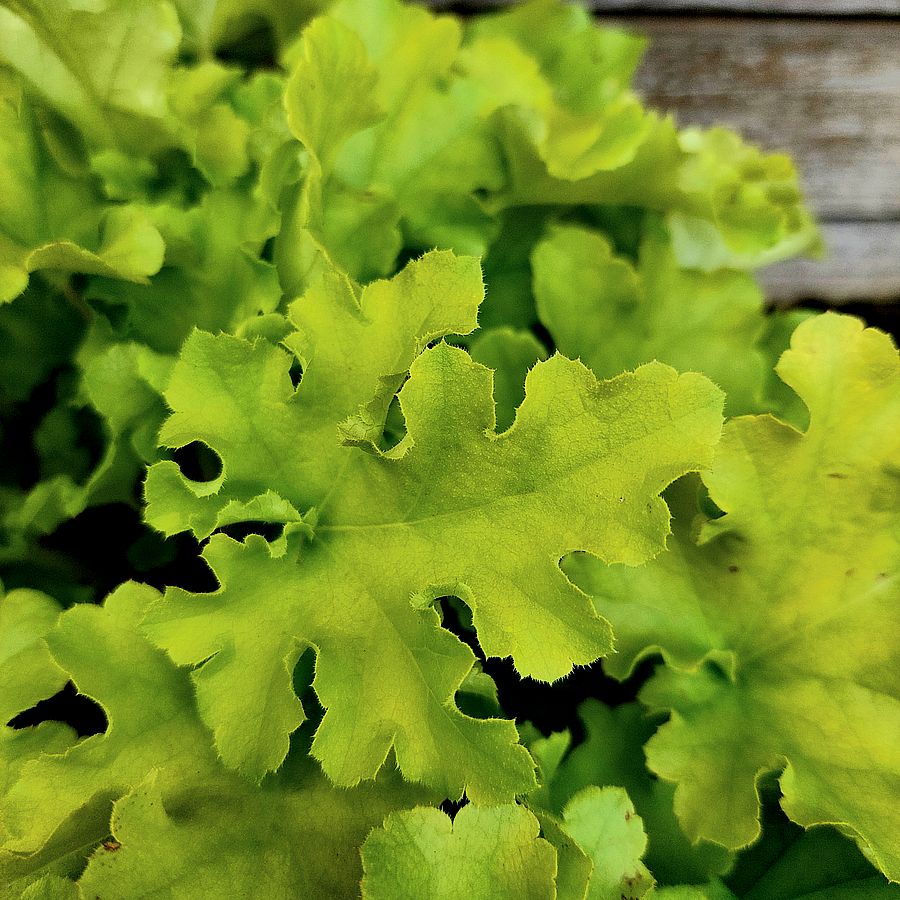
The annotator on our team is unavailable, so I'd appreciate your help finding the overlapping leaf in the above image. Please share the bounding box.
[527,701,732,885]
[468,1,820,270]
[0,0,850,892]
[532,221,780,417]
[142,251,723,799]
[0,0,181,151]
[0,581,433,896]
[361,805,558,899]
[0,73,164,304]
[566,314,900,879]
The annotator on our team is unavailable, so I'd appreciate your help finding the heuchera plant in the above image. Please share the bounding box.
[0,0,897,897]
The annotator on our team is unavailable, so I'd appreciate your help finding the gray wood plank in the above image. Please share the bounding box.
[760,221,900,302]
[618,17,900,221]
[430,1,900,14]
[593,0,899,12]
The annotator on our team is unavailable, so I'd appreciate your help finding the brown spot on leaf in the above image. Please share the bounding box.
[102,840,121,852]
[827,472,848,479]
[728,565,739,573]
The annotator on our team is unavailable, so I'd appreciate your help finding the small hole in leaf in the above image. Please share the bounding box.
[440,797,468,821]
[219,521,284,543]
[8,682,107,737]
[288,359,303,389]
[173,442,223,482]
[438,596,474,635]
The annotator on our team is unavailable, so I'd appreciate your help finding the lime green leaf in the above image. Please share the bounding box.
[491,70,818,271]
[0,589,70,859]
[0,582,222,855]
[143,251,722,797]
[533,221,774,416]
[534,811,593,900]
[726,797,900,900]
[166,62,251,186]
[464,2,653,179]
[564,477,733,684]
[86,188,279,353]
[23,206,165,286]
[1,584,432,896]
[468,0,646,110]
[75,754,431,899]
[569,314,900,879]
[668,128,823,271]
[20,874,79,900]
[561,786,654,900]
[0,76,164,303]
[532,701,732,884]
[275,6,405,287]
[284,16,382,176]
[361,804,558,900]
[146,250,484,536]
[0,722,84,891]
[0,588,66,724]
[0,0,181,150]
[323,0,502,263]
[143,350,722,792]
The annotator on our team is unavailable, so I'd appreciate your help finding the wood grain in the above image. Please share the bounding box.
[424,4,900,301]
[760,222,900,302]
[620,17,900,220]
[432,1,900,14]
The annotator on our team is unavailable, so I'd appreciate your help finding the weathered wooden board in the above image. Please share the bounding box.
[760,221,900,303]
[435,1,900,14]
[427,4,900,301]
[620,17,900,221]
[592,0,899,12]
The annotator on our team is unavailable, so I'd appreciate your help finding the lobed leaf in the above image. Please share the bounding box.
[568,313,900,879]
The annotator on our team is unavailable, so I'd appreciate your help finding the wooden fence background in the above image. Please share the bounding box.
[431,0,900,307]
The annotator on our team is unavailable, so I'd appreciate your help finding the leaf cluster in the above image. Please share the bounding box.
[0,1,896,898]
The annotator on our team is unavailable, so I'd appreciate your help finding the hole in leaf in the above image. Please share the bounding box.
[219,521,284,543]
[439,797,469,820]
[438,596,474,634]
[288,359,303,389]
[8,682,107,737]
[129,529,220,595]
[438,594,657,737]
[172,442,223,482]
